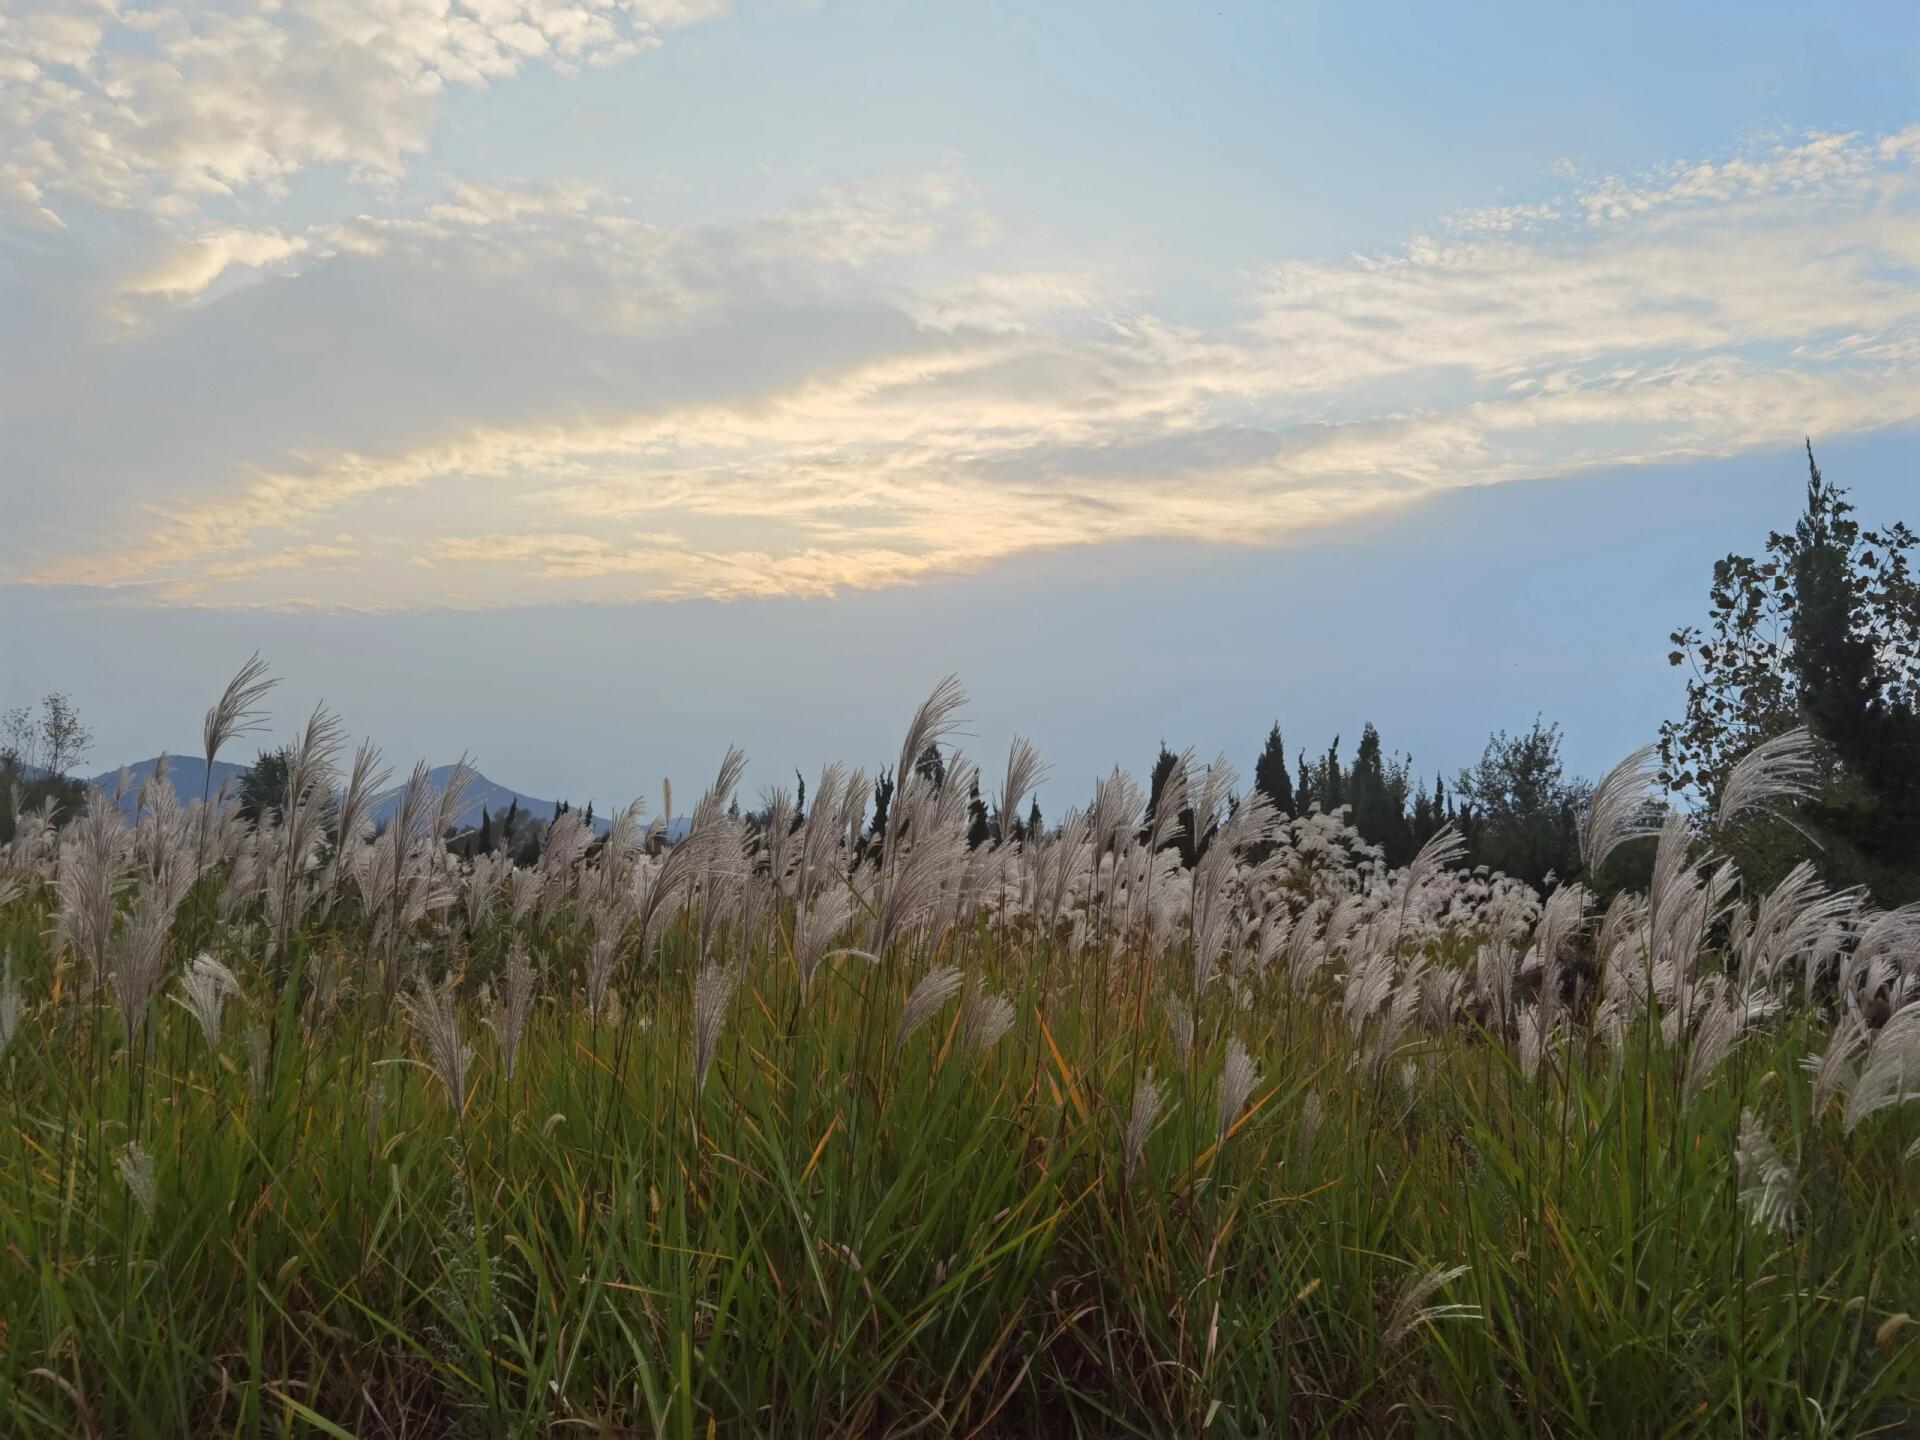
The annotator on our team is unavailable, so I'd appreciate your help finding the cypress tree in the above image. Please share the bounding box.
[1253,721,1294,816]
[966,777,992,849]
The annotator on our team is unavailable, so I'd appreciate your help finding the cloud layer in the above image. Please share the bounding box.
[3,4,1917,611]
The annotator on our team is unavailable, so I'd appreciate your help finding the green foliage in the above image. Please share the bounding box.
[237,746,292,826]
[1347,723,1413,864]
[1452,718,1588,891]
[0,692,96,843]
[0,758,87,844]
[1,692,94,780]
[1253,721,1293,816]
[0,892,1913,1438]
[1663,445,1920,899]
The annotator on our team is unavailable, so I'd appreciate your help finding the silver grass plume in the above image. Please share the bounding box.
[325,739,390,901]
[55,792,128,988]
[584,901,624,1021]
[1189,752,1239,855]
[635,748,748,964]
[1735,1108,1796,1236]
[202,653,277,777]
[118,1142,157,1219]
[1405,825,1468,894]
[961,988,1016,1055]
[492,941,536,1081]
[429,756,481,856]
[1216,1036,1257,1142]
[691,960,735,1098]
[271,703,347,962]
[791,763,852,908]
[995,736,1047,845]
[1718,727,1819,829]
[1385,1263,1477,1346]
[896,965,963,1048]
[400,979,472,1119]
[1682,993,1747,1104]
[172,953,239,1049]
[1805,1014,1869,1116]
[1123,1069,1166,1186]
[109,884,182,1046]
[1580,743,1663,872]
[890,676,968,838]
[792,888,853,994]
[1843,1003,1920,1133]
[1146,748,1195,856]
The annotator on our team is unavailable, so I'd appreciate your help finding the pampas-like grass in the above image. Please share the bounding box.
[896,965,962,1048]
[492,941,536,1081]
[1844,1004,1920,1133]
[201,653,277,780]
[117,1142,157,1220]
[1216,1036,1256,1142]
[172,953,239,1049]
[1123,1069,1165,1186]
[691,960,735,1099]
[6,665,1920,1433]
[1717,726,1819,828]
[1385,1264,1476,1346]
[792,888,853,994]
[400,979,472,1120]
[961,989,1015,1055]
[1736,1108,1796,1236]
[1580,743,1663,872]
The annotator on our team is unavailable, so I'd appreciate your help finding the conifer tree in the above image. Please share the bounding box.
[967,777,992,848]
[1253,721,1294,816]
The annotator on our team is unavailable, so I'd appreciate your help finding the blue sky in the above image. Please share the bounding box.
[2,1,1916,806]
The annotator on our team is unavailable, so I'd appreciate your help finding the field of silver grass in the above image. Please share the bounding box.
[0,661,1916,1436]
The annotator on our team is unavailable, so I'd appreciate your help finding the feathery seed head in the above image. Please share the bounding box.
[118,1142,157,1219]
[1735,1108,1796,1236]
[400,979,472,1119]
[1581,744,1664,872]
[1124,1069,1166,1186]
[202,653,277,772]
[1386,1263,1477,1346]
[896,965,963,1049]
[1217,1036,1257,1142]
[173,953,240,1049]
[1718,727,1819,829]
[961,988,1016,1055]
[691,960,736,1097]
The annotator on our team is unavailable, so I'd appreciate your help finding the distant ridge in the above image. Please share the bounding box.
[84,755,695,839]
[87,755,249,804]
[366,763,616,837]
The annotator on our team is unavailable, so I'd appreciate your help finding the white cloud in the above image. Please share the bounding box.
[6,126,1920,612]
[0,0,726,226]
[125,227,309,297]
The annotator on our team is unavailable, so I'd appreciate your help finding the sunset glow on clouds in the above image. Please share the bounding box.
[4,3,1918,615]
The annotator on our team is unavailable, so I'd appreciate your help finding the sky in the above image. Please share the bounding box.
[2,0,1917,808]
